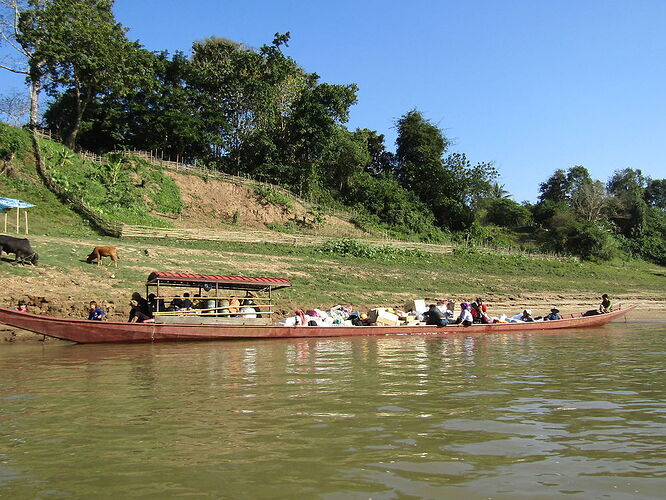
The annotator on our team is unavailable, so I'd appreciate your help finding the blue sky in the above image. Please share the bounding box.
[2,0,665,201]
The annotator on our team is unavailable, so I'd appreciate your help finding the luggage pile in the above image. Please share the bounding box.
[278,299,455,327]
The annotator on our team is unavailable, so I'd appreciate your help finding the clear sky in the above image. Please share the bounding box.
[2,0,665,201]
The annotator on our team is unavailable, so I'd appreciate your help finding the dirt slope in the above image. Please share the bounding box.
[167,171,365,237]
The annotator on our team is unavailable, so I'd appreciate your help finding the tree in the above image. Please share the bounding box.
[489,182,511,199]
[607,168,648,237]
[0,0,44,126]
[569,179,608,222]
[0,88,29,124]
[644,179,666,210]
[538,168,569,202]
[484,198,531,228]
[394,109,448,192]
[394,110,496,230]
[19,0,143,147]
[353,128,394,176]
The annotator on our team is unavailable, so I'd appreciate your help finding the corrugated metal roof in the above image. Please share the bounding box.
[146,272,291,290]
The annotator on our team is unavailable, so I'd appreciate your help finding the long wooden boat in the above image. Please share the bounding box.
[0,304,636,344]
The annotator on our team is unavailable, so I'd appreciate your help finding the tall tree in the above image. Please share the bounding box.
[0,0,44,126]
[19,0,142,147]
[644,178,666,210]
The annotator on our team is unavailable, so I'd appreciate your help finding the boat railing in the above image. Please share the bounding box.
[153,306,273,317]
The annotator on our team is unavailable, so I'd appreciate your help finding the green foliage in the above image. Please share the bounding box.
[319,238,431,261]
[39,139,180,226]
[483,198,532,228]
[394,110,497,231]
[254,185,294,211]
[540,219,618,261]
[19,0,146,147]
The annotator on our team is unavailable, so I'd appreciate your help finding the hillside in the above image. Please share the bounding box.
[0,123,374,240]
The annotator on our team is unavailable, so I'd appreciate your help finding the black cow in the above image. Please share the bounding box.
[0,235,39,265]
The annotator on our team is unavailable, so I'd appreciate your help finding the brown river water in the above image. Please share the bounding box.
[1,321,665,499]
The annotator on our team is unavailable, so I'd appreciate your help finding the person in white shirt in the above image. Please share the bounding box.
[455,302,473,326]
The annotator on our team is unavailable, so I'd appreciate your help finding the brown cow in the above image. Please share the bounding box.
[87,246,119,267]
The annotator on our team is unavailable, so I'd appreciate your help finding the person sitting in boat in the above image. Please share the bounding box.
[167,297,183,312]
[129,292,153,323]
[181,293,193,310]
[455,302,473,326]
[228,296,241,317]
[87,301,105,321]
[241,295,259,318]
[423,304,449,326]
[544,307,562,321]
[471,300,490,324]
[12,300,28,313]
[510,309,534,322]
[599,294,612,313]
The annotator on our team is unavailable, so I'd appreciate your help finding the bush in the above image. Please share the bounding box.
[484,198,532,228]
[541,220,617,261]
[254,185,294,211]
[319,238,431,261]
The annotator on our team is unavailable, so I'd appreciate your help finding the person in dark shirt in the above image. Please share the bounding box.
[544,307,561,321]
[87,301,105,321]
[181,293,193,310]
[129,292,152,322]
[599,294,612,313]
[423,304,449,326]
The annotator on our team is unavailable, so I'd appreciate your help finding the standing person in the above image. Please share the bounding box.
[599,294,613,313]
[455,303,473,326]
[87,301,105,321]
[423,304,449,326]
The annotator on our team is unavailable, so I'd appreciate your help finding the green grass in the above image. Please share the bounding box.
[0,123,181,233]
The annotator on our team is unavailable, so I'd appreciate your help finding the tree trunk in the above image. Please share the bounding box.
[28,79,40,128]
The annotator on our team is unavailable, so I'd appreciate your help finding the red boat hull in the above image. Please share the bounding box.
[0,305,636,344]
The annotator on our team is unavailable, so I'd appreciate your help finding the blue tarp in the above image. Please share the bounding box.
[0,197,34,212]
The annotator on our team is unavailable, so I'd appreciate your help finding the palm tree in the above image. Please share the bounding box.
[490,182,512,199]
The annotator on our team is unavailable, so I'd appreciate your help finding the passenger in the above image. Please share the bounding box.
[423,304,449,326]
[240,305,257,318]
[511,309,534,322]
[167,298,183,312]
[544,307,562,321]
[242,293,262,318]
[87,301,105,321]
[12,300,29,313]
[471,299,490,324]
[181,293,193,310]
[129,292,152,322]
[229,296,240,316]
[455,302,473,326]
[129,300,152,323]
[599,294,612,313]
[583,294,614,317]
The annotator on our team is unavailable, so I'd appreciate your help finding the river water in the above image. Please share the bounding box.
[1,322,665,499]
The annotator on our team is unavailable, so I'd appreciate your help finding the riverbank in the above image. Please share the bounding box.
[1,234,663,342]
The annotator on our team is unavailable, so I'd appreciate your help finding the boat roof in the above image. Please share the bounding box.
[146,272,291,291]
